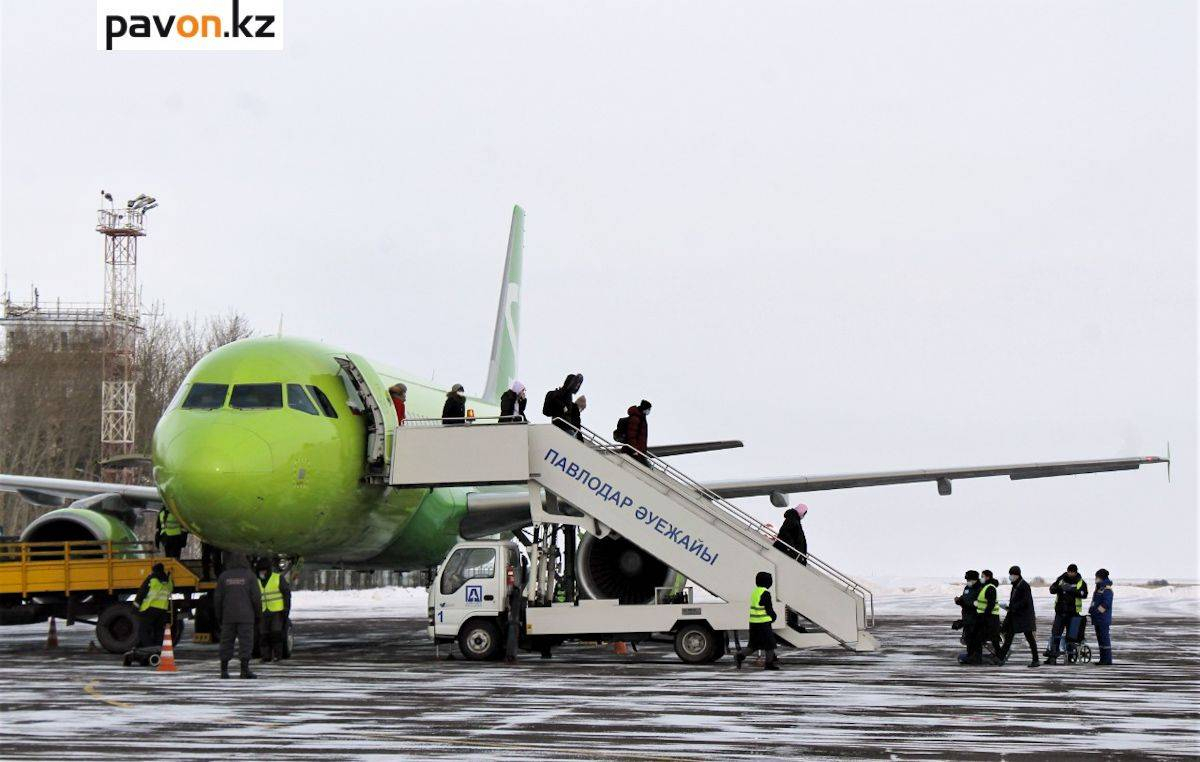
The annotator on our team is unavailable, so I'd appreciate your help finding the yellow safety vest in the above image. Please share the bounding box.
[159,509,183,537]
[140,576,173,612]
[749,586,772,624]
[974,582,999,616]
[260,573,285,613]
[1070,578,1084,614]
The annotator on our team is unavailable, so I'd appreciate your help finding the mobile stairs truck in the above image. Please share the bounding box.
[390,419,878,664]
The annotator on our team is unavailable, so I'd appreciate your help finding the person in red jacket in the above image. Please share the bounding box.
[389,383,407,425]
[621,400,652,466]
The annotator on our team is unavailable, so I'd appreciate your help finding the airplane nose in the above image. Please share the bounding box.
[154,423,276,543]
[163,424,275,476]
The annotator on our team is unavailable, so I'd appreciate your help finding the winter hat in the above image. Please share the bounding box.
[1067,564,1078,573]
[448,383,465,397]
[1009,565,1021,576]
[793,503,808,519]
[964,570,980,581]
[639,399,652,412]
[755,571,773,588]
[1095,568,1110,579]
[511,380,526,396]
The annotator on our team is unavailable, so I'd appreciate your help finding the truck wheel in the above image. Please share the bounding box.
[458,619,502,661]
[674,622,718,664]
[96,603,140,654]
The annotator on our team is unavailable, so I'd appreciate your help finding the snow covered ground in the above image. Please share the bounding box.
[289,578,1200,620]
[2,614,1197,758]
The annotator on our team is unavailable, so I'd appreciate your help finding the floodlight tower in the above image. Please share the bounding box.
[96,192,156,481]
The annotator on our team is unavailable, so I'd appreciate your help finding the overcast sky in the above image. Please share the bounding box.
[2,1,1195,578]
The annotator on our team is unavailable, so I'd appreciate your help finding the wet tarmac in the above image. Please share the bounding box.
[1,616,1197,759]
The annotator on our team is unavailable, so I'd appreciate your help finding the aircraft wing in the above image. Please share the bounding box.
[704,456,1169,500]
[0,474,161,508]
[647,440,743,458]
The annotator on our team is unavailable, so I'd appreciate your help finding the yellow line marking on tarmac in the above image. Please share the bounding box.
[83,680,134,709]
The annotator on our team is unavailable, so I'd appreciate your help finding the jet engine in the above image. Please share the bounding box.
[19,494,141,554]
[574,533,681,604]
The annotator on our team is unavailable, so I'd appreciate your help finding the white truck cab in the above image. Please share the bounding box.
[428,540,520,659]
[429,538,745,664]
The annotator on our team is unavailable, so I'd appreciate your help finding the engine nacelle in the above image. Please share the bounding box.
[574,533,681,604]
[19,496,140,554]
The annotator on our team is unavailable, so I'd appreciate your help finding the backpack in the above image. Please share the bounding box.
[613,416,630,443]
[542,389,558,419]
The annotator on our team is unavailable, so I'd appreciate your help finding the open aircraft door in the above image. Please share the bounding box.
[334,354,396,483]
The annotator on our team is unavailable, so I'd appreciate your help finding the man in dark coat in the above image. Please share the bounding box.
[214,552,261,679]
[543,374,582,432]
[954,570,981,663]
[499,381,528,423]
[735,571,779,671]
[621,400,652,466]
[773,505,808,565]
[999,565,1038,667]
[1046,563,1088,664]
[441,384,467,425]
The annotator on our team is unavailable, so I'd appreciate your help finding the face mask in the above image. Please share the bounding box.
[1095,579,1101,586]
[1009,574,1018,583]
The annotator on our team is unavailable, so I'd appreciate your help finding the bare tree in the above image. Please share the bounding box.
[0,311,252,536]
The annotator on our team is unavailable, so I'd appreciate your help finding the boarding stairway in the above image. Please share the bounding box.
[389,420,878,652]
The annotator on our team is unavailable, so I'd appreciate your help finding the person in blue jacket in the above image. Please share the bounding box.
[1089,569,1114,665]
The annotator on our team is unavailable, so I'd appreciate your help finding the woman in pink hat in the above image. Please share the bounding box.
[773,503,808,566]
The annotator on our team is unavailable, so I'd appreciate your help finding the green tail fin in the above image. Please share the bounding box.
[483,205,524,403]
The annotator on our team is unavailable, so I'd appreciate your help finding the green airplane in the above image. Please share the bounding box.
[0,205,1170,593]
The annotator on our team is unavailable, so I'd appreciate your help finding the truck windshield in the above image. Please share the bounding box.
[440,548,496,594]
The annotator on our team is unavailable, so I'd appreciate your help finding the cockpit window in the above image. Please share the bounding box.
[307,385,338,418]
[182,383,229,410]
[230,383,283,409]
[287,384,319,416]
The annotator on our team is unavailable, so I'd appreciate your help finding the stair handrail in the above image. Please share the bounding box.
[561,420,874,626]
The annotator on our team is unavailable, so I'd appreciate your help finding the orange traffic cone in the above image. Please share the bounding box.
[613,641,629,656]
[157,623,177,672]
[45,617,59,650]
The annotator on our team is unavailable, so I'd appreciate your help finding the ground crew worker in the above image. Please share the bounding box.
[954,570,981,664]
[256,559,292,662]
[214,552,261,679]
[1089,568,1114,665]
[442,384,466,425]
[389,383,407,425]
[133,562,173,649]
[735,571,779,671]
[1046,563,1088,664]
[978,570,1003,660]
[998,565,1039,667]
[500,381,528,423]
[155,506,187,560]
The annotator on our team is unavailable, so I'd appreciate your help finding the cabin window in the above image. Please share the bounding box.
[230,383,283,409]
[307,385,338,418]
[182,383,229,410]
[440,547,497,595]
[287,384,319,416]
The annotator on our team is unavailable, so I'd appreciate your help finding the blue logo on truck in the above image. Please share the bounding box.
[465,585,483,603]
